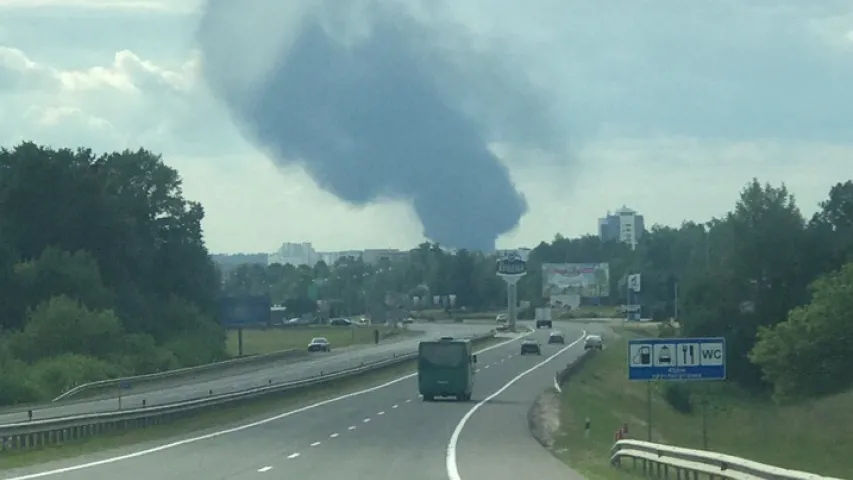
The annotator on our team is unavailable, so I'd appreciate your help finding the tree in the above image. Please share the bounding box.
[0,142,225,405]
[677,179,807,386]
[750,261,853,401]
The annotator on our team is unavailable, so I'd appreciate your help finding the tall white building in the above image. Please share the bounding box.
[268,242,318,266]
[598,206,645,250]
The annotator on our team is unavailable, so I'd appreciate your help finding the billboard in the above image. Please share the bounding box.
[542,263,610,298]
[219,294,272,328]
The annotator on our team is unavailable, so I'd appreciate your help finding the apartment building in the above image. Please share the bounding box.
[598,206,646,250]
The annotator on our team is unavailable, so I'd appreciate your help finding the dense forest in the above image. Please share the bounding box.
[0,143,225,405]
[1,142,851,406]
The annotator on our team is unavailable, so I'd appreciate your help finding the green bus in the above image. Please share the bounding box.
[418,337,478,401]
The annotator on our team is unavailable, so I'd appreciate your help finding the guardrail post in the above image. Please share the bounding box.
[27,410,32,421]
[142,399,146,407]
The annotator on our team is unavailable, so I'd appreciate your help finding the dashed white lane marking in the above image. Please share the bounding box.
[330,433,339,438]
[287,453,300,459]
[348,425,356,430]
[363,418,371,423]
[392,404,399,408]
[378,411,385,415]
[257,466,273,473]
[310,441,321,447]
[406,399,412,403]
[6,329,538,480]
[484,365,490,369]
[475,368,481,372]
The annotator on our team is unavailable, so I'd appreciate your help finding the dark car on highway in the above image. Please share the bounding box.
[548,331,566,345]
[329,318,354,326]
[520,339,542,355]
[308,337,331,352]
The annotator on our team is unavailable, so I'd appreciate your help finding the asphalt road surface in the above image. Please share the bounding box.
[0,323,492,425]
[3,323,599,480]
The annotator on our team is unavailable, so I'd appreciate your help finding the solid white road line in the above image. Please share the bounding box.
[553,374,562,393]
[445,331,587,480]
[5,328,534,480]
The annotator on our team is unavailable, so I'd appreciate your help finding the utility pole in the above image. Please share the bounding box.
[674,281,679,320]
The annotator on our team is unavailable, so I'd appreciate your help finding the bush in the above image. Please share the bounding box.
[657,321,678,338]
[28,353,122,398]
[662,383,694,414]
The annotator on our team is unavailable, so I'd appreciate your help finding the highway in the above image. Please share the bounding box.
[2,322,600,480]
[0,323,491,425]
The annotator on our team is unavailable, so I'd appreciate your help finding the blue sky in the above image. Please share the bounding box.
[1,0,852,253]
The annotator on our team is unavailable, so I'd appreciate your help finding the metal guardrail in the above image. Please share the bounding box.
[52,348,308,402]
[0,332,496,451]
[609,439,842,480]
[50,325,414,403]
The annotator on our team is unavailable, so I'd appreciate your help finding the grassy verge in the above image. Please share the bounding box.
[47,326,420,403]
[551,327,852,480]
[225,325,418,356]
[555,306,621,320]
[0,335,508,469]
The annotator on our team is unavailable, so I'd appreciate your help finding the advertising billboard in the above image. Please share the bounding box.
[542,263,610,298]
[219,294,272,328]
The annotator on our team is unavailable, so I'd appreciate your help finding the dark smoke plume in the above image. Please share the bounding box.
[197,0,553,251]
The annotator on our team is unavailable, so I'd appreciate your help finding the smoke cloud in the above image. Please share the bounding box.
[196,0,556,251]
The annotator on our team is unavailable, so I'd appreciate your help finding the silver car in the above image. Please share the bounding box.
[308,337,331,352]
[584,335,603,350]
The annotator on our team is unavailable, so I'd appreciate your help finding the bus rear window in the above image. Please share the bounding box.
[419,343,466,368]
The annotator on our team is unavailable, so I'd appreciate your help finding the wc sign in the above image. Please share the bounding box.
[627,337,726,381]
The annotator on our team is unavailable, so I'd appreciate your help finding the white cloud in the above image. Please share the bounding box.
[2,0,852,253]
[0,0,198,13]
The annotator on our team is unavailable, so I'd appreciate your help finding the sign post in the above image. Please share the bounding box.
[496,252,527,332]
[626,273,641,321]
[628,337,726,443]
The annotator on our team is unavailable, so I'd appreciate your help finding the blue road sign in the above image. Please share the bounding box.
[628,337,725,381]
[219,295,271,328]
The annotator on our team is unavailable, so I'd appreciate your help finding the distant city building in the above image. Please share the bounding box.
[318,250,361,266]
[268,244,410,267]
[268,242,318,266]
[361,249,407,265]
[598,206,645,250]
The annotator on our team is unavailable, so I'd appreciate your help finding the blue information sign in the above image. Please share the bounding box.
[628,337,726,381]
[219,295,271,327]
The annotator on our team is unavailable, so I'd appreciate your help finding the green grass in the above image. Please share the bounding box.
[226,325,418,356]
[555,305,621,320]
[551,328,853,480]
[0,335,508,469]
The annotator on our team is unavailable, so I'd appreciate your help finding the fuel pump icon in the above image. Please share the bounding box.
[633,346,652,365]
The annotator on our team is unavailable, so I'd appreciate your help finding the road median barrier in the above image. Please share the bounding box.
[0,332,496,452]
[50,348,310,403]
[528,347,598,450]
[554,347,598,390]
